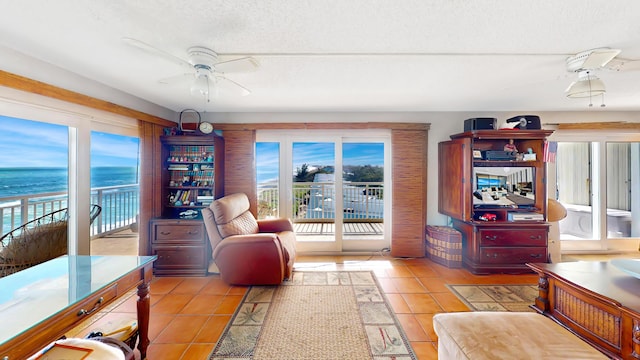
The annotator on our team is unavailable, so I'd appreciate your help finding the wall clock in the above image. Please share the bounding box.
[198,121,214,134]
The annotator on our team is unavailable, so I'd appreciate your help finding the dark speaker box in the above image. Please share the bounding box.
[505,115,541,130]
[464,118,497,132]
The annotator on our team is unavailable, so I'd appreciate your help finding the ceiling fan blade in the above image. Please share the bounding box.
[216,75,251,96]
[605,58,640,72]
[121,37,192,68]
[158,73,193,85]
[581,48,621,69]
[214,57,260,73]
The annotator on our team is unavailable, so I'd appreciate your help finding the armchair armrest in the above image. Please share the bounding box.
[257,218,294,233]
[212,233,287,285]
[212,233,280,258]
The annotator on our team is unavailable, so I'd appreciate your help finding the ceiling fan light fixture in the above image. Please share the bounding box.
[565,71,606,98]
[190,66,214,101]
[190,74,209,98]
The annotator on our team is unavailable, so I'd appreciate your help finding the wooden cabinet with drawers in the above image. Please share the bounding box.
[439,130,553,273]
[150,218,208,276]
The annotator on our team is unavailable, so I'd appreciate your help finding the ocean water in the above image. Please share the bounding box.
[0,167,139,235]
[0,167,138,198]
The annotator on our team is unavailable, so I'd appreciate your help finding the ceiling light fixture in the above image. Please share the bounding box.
[190,65,216,102]
[565,70,606,107]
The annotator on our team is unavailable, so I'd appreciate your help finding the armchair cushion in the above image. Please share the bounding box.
[217,211,259,238]
[211,193,259,237]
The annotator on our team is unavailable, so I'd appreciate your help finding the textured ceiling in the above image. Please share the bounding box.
[1,0,640,113]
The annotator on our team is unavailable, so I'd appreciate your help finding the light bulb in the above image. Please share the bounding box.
[190,74,209,98]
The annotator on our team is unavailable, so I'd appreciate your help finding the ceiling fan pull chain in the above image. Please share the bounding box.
[601,93,606,107]
[206,75,211,103]
[588,71,593,107]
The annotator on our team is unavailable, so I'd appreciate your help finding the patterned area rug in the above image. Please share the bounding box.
[209,271,416,360]
[447,284,539,312]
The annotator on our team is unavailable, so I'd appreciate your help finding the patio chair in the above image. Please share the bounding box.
[0,204,102,277]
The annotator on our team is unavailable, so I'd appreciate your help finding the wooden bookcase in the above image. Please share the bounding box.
[438,130,554,274]
[150,134,224,276]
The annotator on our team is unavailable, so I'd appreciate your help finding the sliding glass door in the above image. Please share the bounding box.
[256,130,390,253]
[341,141,386,251]
[553,136,639,252]
[292,141,337,247]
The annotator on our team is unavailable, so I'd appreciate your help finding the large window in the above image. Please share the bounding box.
[0,116,69,235]
[90,131,140,254]
[554,135,639,251]
[0,83,140,257]
[556,142,594,240]
[606,142,637,239]
[0,117,141,249]
[256,142,280,219]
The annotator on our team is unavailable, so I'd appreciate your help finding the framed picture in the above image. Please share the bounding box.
[35,342,93,360]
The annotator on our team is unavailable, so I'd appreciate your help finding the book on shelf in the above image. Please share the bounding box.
[180,190,191,202]
[168,165,189,170]
[198,195,214,205]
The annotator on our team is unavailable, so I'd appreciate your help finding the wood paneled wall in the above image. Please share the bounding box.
[391,129,428,257]
[138,122,165,255]
[221,129,258,215]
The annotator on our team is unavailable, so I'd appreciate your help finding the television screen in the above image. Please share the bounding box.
[473,167,535,208]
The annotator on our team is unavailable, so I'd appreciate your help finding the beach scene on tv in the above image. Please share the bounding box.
[473,167,535,208]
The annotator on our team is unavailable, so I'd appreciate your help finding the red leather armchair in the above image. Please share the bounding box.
[201,193,296,285]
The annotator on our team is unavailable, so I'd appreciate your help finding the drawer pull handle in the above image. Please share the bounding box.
[160,231,171,235]
[530,254,542,258]
[529,235,542,240]
[484,235,497,241]
[187,230,199,235]
[77,297,104,317]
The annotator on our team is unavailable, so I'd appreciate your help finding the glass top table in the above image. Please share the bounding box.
[0,255,156,359]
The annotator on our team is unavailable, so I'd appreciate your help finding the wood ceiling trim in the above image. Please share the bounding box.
[555,122,640,130]
[213,122,430,131]
[0,70,174,126]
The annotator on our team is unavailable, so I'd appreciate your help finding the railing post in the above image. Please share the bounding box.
[20,197,29,225]
[95,189,103,235]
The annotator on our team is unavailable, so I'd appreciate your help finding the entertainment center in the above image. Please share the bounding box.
[438,129,554,274]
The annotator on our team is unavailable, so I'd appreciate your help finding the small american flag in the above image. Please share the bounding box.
[544,141,558,163]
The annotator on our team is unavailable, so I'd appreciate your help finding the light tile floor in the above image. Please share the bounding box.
[73,254,544,359]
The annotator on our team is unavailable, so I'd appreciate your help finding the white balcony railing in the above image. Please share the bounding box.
[0,184,139,238]
[258,181,383,223]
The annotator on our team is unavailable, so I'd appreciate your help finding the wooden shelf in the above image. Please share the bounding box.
[152,135,224,276]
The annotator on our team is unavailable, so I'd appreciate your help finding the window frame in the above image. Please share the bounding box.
[0,86,139,254]
[549,129,640,252]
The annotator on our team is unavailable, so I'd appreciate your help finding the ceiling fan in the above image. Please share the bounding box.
[564,48,640,104]
[122,37,259,102]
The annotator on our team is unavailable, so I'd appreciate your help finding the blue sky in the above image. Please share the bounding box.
[0,115,139,168]
[257,142,384,183]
